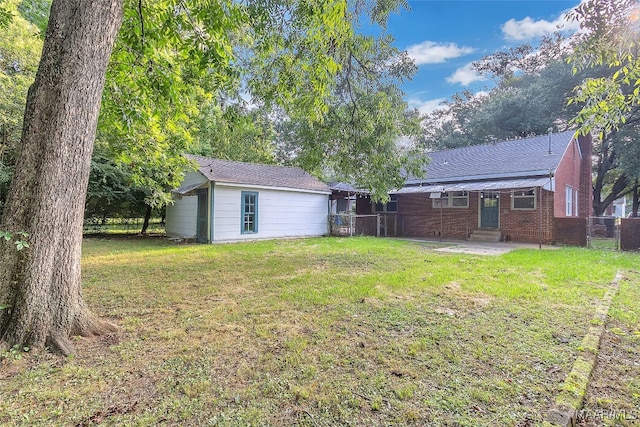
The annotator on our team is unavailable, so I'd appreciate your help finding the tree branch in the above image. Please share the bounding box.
[138,0,145,46]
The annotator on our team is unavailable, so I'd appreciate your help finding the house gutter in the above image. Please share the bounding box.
[215,181,331,195]
[404,169,560,185]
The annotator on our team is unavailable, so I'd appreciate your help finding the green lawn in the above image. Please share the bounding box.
[1,237,638,426]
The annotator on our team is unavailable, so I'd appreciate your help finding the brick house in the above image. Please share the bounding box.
[355,131,592,245]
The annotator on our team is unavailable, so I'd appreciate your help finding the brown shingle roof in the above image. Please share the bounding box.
[186,155,330,193]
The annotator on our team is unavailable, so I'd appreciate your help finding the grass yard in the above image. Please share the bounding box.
[1,237,639,426]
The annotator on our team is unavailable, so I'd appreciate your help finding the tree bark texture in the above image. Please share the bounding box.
[0,0,123,355]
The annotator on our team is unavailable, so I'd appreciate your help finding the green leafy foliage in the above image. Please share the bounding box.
[568,0,640,135]
[5,0,425,211]
[269,4,424,201]
[243,0,353,122]
[97,1,244,205]
[0,1,12,29]
[17,0,50,34]
[0,2,42,131]
[0,0,42,210]
[192,102,277,164]
[276,86,424,201]
[421,57,598,150]
[85,145,141,221]
[97,0,423,204]
[566,0,640,215]
[0,230,29,250]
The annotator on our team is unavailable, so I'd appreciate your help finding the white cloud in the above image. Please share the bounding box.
[501,10,581,41]
[446,63,487,86]
[405,41,474,65]
[407,97,447,115]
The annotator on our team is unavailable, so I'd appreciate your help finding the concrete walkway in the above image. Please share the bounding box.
[399,238,560,256]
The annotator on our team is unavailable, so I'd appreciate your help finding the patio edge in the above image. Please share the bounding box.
[543,271,623,427]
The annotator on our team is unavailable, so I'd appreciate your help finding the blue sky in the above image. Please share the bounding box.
[383,1,581,114]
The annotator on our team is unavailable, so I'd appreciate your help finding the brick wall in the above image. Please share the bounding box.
[397,193,476,239]
[554,137,581,218]
[356,189,557,243]
[553,217,587,246]
[500,190,555,243]
[553,133,593,218]
[355,195,372,215]
[620,218,640,251]
[578,134,593,217]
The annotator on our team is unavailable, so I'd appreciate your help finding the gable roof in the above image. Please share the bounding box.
[186,154,330,193]
[407,130,577,185]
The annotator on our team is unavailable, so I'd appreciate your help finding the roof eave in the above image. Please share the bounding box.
[405,169,556,185]
[213,181,331,195]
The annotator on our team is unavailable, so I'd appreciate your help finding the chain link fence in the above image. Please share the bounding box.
[587,216,620,250]
[328,214,378,236]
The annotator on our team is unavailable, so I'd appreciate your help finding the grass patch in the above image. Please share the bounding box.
[588,237,618,251]
[0,236,638,426]
[578,270,640,426]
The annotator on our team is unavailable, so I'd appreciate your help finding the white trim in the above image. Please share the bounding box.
[215,181,331,195]
[575,137,584,160]
[405,170,557,185]
[432,191,469,209]
[395,177,553,194]
[511,189,537,210]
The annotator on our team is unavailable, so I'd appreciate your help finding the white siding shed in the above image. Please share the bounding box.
[212,184,328,242]
[165,156,330,243]
[165,171,208,239]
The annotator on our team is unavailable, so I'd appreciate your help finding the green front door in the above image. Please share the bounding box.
[480,192,499,228]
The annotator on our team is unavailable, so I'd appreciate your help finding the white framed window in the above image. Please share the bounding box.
[432,191,469,209]
[241,191,258,234]
[566,186,574,216]
[373,194,397,213]
[512,189,536,210]
[575,189,579,216]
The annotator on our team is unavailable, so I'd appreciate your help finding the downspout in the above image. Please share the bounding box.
[539,185,543,250]
[539,168,555,249]
[440,192,444,242]
[548,168,554,246]
[541,129,553,249]
[350,192,354,237]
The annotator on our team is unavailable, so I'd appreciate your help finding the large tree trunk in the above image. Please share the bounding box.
[0,0,123,356]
